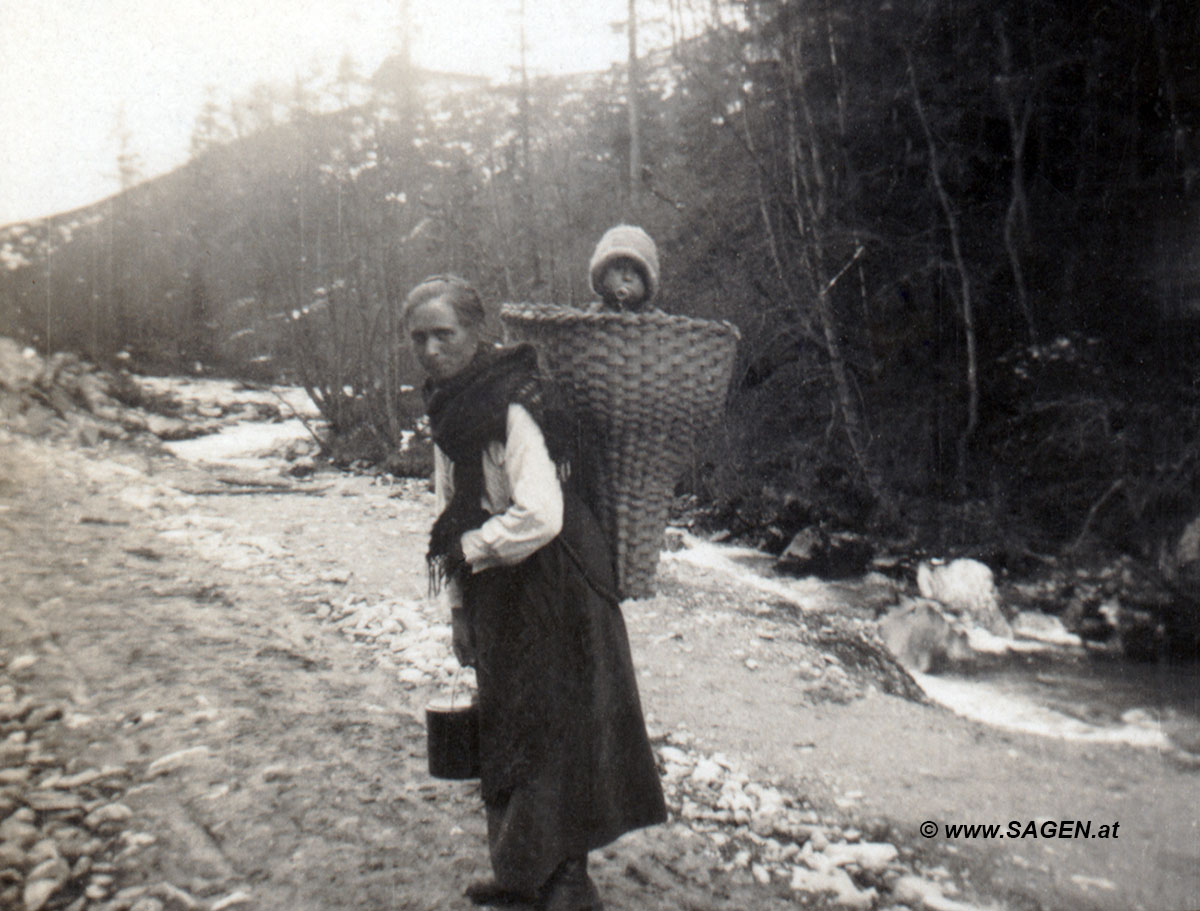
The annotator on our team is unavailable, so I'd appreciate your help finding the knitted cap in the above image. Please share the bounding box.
[589,225,660,304]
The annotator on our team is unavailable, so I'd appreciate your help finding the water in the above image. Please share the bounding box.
[668,536,1200,751]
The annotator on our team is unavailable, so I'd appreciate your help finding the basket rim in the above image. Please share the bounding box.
[500,302,741,340]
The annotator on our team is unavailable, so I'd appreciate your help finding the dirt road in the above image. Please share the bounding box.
[2,428,1197,911]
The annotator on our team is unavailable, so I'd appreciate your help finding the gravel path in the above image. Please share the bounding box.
[2,425,1196,911]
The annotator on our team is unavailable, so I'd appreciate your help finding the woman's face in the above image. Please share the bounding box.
[406,296,481,381]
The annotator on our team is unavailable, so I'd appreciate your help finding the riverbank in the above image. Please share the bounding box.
[1,368,1197,911]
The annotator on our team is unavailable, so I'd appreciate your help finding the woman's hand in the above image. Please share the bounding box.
[451,609,476,667]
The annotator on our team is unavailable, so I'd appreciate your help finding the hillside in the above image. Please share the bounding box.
[3,2,1200,608]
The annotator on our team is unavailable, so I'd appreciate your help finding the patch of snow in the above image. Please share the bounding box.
[138,376,319,418]
[663,534,838,610]
[912,672,1169,749]
[163,418,311,466]
[1011,611,1083,648]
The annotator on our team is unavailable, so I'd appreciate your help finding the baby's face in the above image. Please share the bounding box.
[600,259,647,309]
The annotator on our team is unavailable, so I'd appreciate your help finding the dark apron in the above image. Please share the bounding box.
[461,489,666,893]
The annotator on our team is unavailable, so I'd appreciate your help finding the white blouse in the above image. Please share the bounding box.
[433,403,564,609]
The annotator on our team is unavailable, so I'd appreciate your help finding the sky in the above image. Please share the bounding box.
[0,0,632,226]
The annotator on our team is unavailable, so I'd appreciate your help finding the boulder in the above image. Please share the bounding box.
[1173,515,1200,588]
[916,558,1011,636]
[877,598,971,673]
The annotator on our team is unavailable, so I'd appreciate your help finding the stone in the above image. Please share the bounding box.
[55,766,128,790]
[8,655,37,675]
[48,827,89,860]
[916,559,1011,637]
[26,840,60,865]
[210,889,253,911]
[151,881,201,910]
[877,599,972,673]
[824,841,899,872]
[85,882,110,901]
[892,874,981,911]
[23,878,61,911]
[0,769,31,786]
[28,855,70,884]
[789,866,876,908]
[0,819,39,849]
[147,747,209,777]
[691,758,723,786]
[0,842,27,868]
[25,705,63,727]
[26,790,85,813]
[84,802,133,830]
[130,897,165,911]
[657,745,690,766]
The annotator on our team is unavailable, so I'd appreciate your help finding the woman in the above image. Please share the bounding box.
[402,275,666,911]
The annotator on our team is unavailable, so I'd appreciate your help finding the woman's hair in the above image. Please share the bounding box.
[401,274,485,329]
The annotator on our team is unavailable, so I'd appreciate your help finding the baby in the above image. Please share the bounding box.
[587,224,661,312]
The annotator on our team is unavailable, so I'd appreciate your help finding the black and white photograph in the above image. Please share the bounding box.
[1,2,1198,910]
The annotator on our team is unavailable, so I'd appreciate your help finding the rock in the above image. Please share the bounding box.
[0,841,27,868]
[778,528,875,580]
[0,768,32,786]
[877,598,972,673]
[0,818,39,849]
[151,882,201,910]
[23,878,62,911]
[7,655,37,675]
[824,841,898,872]
[916,559,1012,636]
[26,840,60,866]
[129,897,165,911]
[147,747,209,777]
[0,699,34,723]
[210,889,253,911]
[288,457,316,478]
[25,790,85,813]
[657,745,690,766]
[690,758,724,786]
[1172,515,1200,587]
[53,766,128,790]
[24,705,63,727]
[28,855,70,885]
[85,882,110,901]
[892,874,982,911]
[84,802,133,830]
[790,866,876,908]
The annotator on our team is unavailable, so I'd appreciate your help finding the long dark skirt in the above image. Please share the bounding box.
[461,492,666,894]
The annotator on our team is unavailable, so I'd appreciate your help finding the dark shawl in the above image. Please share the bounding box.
[424,343,561,590]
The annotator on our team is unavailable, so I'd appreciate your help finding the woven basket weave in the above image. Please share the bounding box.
[501,304,740,599]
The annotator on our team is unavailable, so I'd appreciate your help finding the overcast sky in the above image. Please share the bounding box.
[0,0,631,226]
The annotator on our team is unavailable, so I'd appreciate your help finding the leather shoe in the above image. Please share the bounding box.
[537,857,604,911]
[464,878,538,906]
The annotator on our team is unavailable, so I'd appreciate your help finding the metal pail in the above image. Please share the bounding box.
[425,698,480,780]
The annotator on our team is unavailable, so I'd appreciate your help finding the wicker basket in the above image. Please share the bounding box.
[500,304,740,599]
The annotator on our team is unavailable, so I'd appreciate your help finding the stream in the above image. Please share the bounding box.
[145,374,1199,757]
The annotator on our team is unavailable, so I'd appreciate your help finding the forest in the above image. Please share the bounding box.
[3,0,1199,592]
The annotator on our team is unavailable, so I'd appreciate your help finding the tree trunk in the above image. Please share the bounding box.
[627,0,642,212]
